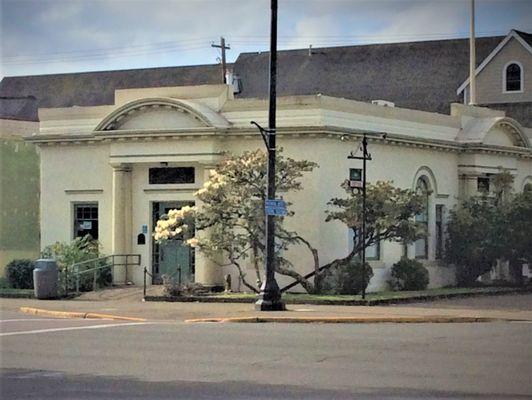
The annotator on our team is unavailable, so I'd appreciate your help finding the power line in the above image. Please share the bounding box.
[1,30,507,66]
[3,37,215,60]
[2,44,209,65]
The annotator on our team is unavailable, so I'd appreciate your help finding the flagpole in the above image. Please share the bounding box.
[469,0,476,105]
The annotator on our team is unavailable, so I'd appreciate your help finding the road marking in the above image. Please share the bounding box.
[0,322,150,337]
[0,319,73,323]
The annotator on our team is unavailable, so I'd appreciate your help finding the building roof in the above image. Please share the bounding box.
[0,34,524,125]
[515,30,532,47]
[0,96,38,121]
[0,64,224,110]
[234,36,502,115]
[481,102,532,128]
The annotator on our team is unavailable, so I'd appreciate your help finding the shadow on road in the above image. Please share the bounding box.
[1,368,528,400]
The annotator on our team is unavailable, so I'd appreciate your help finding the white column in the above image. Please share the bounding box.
[111,163,132,283]
[194,166,223,287]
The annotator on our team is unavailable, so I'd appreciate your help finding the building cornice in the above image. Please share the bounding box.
[25,125,532,158]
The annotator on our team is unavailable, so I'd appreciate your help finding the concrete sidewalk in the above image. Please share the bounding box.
[3,296,532,323]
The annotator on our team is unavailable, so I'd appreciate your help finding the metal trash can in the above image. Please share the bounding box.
[33,259,59,299]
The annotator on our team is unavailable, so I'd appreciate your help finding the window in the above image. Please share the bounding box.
[505,62,522,92]
[435,205,444,260]
[348,229,380,261]
[74,203,98,240]
[414,177,429,259]
[477,176,490,193]
[149,167,195,184]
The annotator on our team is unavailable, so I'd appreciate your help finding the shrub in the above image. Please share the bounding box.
[41,235,109,292]
[320,259,373,295]
[389,258,429,291]
[162,275,208,296]
[5,259,35,289]
[0,276,11,289]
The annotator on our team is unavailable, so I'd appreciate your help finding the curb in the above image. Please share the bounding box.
[19,307,146,322]
[185,316,499,324]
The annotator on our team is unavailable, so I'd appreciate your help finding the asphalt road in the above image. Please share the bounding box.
[1,311,531,399]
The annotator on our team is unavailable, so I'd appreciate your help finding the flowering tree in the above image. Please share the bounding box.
[154,150,318,293]
[322,181,427,276]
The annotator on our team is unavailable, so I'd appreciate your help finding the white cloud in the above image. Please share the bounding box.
[37,1,84,23]
[372,1,469,42]
[1,0,530,77]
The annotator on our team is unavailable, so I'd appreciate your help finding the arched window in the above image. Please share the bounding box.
[505,62,522,92]
[414,177,429,259]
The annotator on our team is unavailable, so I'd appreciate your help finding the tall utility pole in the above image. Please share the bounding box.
[254,0,285,311]
[211,37,230,84]
[469,0,476,105]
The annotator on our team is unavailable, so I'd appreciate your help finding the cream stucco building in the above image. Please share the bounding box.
[25,83,532,291]
[2,29,531,290]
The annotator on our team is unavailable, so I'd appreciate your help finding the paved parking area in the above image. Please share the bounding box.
[0,311,149,337]
[1,309,531,399]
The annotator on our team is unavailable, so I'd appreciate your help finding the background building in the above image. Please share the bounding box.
[0,97,40,273]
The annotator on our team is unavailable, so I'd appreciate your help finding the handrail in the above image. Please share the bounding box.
[65,253,142,296]
[71,254,141,270]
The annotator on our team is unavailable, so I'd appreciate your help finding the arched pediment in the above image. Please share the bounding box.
[94,97,230,131]
[457,117,530,149]
[484,118,530,148]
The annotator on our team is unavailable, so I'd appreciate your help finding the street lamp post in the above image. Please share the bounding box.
[252,0,285,311]
[348,133,372,300]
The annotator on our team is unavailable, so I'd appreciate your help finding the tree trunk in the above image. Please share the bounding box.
[275,264,314,293]
[230,258,259,293]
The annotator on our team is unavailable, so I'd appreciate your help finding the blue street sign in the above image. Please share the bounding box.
[265,206,288,216]
[265,199,286,208]
[265,199,287,216]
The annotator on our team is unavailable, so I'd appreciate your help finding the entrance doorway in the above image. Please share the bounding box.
[152,201,195,284]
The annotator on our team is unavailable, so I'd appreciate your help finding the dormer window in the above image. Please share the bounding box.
[504,62,523,92]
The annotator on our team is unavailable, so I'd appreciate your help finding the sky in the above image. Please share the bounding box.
[1,0,531,78]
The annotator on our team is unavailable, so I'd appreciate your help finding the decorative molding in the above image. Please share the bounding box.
[65,189,104,195]
[25,124,531,158]
[457,164,517,171]
[412,166,439,194]
[143,188,200,193]
[110,152,223,159]
[94,97,230,131]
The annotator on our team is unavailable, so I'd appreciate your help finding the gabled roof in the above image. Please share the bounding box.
[514,30,532,47]
[0,96,38,121]
[234,36,502,115]
[457,30,532,95]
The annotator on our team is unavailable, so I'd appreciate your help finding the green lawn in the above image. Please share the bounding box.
[207,286,523,303]
[0,288,34,298]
